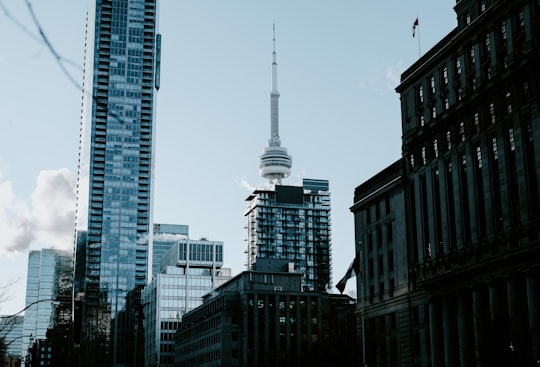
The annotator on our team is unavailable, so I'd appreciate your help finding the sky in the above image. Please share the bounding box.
[0,0,456,315]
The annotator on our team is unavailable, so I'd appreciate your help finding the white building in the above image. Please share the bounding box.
[142,239,231,367]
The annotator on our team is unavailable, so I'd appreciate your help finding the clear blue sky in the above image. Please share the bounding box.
[0,0,456,315]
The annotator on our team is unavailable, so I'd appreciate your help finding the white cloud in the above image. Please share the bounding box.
[0,168,76,256]
[237,177,256,192]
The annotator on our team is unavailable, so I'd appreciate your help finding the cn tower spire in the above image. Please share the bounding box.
[258,24,292,184]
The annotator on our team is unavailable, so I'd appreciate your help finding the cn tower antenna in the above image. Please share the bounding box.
[258,24,292,185]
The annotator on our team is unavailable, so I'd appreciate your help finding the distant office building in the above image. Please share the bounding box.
[247,29,332,292]
[174,260,357,367]
[245,179,332,292]
[151,223,189,277]
[72,0,161,365]
[349,1,540,366]
[0,315,24,359]
[21,249,72,365]
[142,239,231,367]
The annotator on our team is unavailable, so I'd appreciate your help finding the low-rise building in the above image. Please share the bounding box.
[175,260,357,367]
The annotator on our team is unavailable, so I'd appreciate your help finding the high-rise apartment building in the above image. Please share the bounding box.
[142,239,231,367]
[21,249,72,364]
[73,0,160,365]
[245,179,332,292]
[245,28,332,293]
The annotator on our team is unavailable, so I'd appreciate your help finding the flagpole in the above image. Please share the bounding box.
[413,16,421,58]
[417,21,421,57]
[360,241,367,367]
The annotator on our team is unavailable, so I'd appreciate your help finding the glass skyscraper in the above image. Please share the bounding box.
[21,249,72,364]
[73,0,160,366]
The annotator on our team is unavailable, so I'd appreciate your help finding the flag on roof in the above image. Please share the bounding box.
[412,17,419,37]
[336,255,360,294]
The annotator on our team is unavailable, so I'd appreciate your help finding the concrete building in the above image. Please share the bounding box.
[396,0,540,365]
[142,239,231,367]
[349,159,413,366]
[174,260,357,367]
[72,0,161,365]
[351,0,540,366]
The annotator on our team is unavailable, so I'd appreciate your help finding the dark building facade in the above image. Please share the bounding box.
[174,261,357,367]
[351,0,540,366]
[350,159,419,366]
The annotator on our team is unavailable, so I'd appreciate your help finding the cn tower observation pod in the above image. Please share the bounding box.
[258,145,292,183]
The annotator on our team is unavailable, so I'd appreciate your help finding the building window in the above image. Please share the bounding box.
[418,85,424,103]
[492,138,499,160]
[480,1,486,12]
[434,139,439,158]
[474,112,480,132]
[485,34,491,52]
[420,114,425,127]
[443,67,448,85]
[432,106,437,119]
[388,250,394,270]
[489,102,496,123]
[456,58,462,75]
[506,92,512,113]
[459,122,465,142]
[509,128,516,151]
[447,130,452,150]
[465,12,471,25]
[470,47,476,64]
[430,76,436,94]
[522,81,529,100]
[422,146,427,164]
[444,97,449,110]
[476,146,483,168]
[502,21,507,40]
[410,154,415,168]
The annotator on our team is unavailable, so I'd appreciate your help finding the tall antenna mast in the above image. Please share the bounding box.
[258,24,292,184]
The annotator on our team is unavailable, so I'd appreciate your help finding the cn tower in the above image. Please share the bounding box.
[258,24,292,184]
